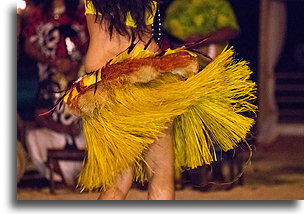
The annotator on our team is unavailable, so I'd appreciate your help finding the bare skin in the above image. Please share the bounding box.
[96,126,174,200]
[97,165,135,200]
[85,14,174,200]
[84,14,159,72]
[145,126,175,200]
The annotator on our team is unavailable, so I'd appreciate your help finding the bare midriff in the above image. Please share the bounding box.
[84,14,159,72]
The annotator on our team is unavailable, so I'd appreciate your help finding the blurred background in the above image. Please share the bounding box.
[16,0,304,200]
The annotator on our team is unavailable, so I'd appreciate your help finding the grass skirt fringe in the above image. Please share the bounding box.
[65,47,256,192]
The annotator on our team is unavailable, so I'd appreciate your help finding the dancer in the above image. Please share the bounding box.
[54,0,256,200]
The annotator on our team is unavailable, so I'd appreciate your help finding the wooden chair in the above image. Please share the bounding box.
[47,145,86,194]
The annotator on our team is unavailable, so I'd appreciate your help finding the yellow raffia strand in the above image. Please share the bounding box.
[164,47,185,55]
[72,47,257,192]
[82,72,102,87]
[164,47,197,57]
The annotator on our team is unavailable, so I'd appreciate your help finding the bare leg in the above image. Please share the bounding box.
[97,165,134,200]
[144,126,175,200]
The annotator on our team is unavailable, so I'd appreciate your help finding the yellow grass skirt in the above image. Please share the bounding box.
[63,46,257,191]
